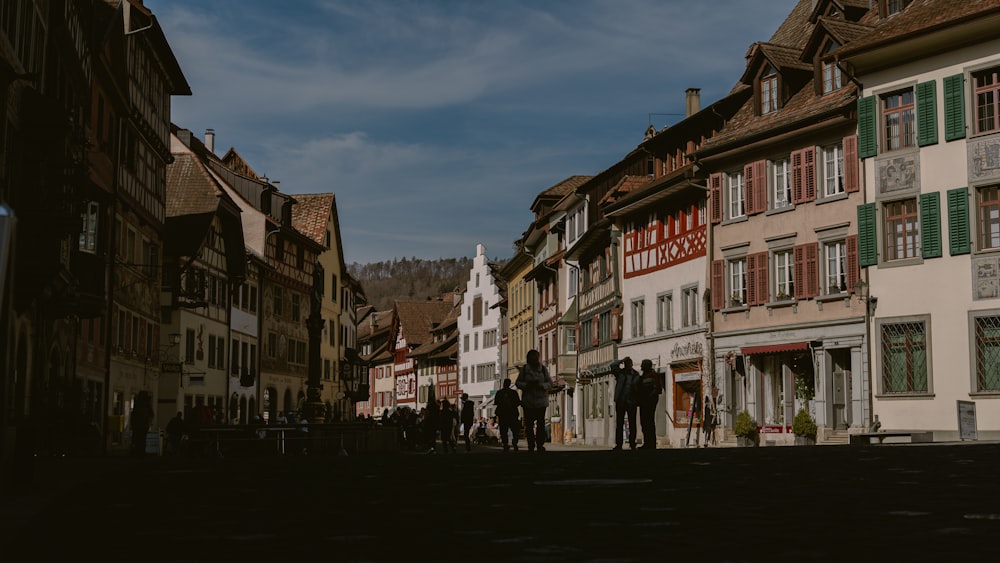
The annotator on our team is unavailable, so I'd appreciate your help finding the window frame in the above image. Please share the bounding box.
[973,65,1000,135]
[681,285,698,328]
[881,88,917,152]
[883,197,920,262]
[977,184,1000,252]
[728,258,747,307]
[760,65,778,115]
[970,309,1000,394]
[727,170,745,220]
[876,314,932,396]
[821,143,845,197]
[630,298,645,338]
[771,157,792,210]
[656,292,673,333]
[773,249,794,300]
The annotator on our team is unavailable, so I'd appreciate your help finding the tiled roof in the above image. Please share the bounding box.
[840,0,1000,56]
[166,153,224,218]
[599,175,652,207]
[291,193,335,246]
[221,148,263,180]
[394,299,456,348]
[818,16,875,46]
[531,175,593,211]
[767,0,821,49]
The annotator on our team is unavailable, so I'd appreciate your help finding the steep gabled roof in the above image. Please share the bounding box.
[291,193,335,247]
[599,175,652,208]
[530,175,593,214]
[392,298,456,349]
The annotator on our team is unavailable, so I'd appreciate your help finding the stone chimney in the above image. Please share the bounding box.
[204,128,215,154]
[685,88,701,117]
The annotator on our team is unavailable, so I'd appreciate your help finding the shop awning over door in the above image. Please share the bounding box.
[741,342,809,355]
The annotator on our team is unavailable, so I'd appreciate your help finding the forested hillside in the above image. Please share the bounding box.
[348,257,474,310]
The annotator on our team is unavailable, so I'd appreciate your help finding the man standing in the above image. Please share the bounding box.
[516,349,552,452]
[610,357,639,451]
[460,393,475,452]
[637,359,663,449]
[494,378,522,452]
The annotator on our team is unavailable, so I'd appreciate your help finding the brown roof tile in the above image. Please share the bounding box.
[599,175,652,207]
[291,193,335,246]
[394,299,457,348]
[166,153,224,218]
[840,0,1000,56]
[768,0,821,48]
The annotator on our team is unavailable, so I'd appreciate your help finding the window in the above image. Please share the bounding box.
[774,250,794,300]
[267,332,277,359]
[824,240,848,294]
[973,313,1000,392]
[330,274,337,302]
[291,294,300,322]
[884,199,919,260]
[657,293,672,332]
[822,58,842,94]
[231,339,240,374]
[880,318,928,394]
[208,335,217,368]
[216,336,225,371]
[728,171,745,219]
[472,296,483,326]
[729,258,747,306]
[882,0,912,17]
[79,201,99,253]
[185,329,195,364]
[821,143,844,197]
[772,158,791,209]
[974,66,1000,134]
[249,285,258,314]
[564,326,577,353]
[681,287,698,327]
[979,185,1000,250]
[273,287,283,319]
[882,89,916,151]
[760,65,778,114]
[631,299,645,338]
[463,334,469,353]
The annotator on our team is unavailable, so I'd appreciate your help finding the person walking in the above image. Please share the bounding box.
[460,393,475,452]
[636,359,663,450]
[423,396,440,453]
[515,349,552,452]
[610,357,639,451]
[494,378,522,452]
[165,412,186,456]
[702,394,715,447]
[439,399,459,453]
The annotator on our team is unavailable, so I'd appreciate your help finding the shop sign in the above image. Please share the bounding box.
[671,341,703,359]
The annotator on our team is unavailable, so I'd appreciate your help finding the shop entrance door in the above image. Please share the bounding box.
[830,349,850,430]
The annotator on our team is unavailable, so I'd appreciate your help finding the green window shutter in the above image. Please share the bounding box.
[857,203,878,267]
[920,192,941,258]
[857,96,878,158]
[948,187,971,255]
[916,81,938,147]
[944,74,966,141]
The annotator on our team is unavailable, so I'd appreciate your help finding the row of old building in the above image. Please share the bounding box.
[354,0,1000,448]
[0,0,365,476]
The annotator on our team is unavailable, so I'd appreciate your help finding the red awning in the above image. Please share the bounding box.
[741,342,809,355]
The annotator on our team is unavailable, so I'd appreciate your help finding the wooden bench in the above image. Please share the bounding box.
[849,431,933,446]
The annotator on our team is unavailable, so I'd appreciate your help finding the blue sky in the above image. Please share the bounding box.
[146,0,800,264]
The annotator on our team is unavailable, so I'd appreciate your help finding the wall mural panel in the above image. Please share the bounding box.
[876,153,919,195]
[969,133,1000,184]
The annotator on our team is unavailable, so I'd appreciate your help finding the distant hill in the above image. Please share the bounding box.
[348,257,474,310]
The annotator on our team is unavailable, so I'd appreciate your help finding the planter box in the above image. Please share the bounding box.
[794,435,816,446]
[737,436,758,448]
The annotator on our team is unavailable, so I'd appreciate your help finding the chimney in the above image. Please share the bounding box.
[685,88,701,118]
[205,128,215,154]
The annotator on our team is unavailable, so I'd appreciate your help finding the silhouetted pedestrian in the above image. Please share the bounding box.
[610,357,639,451]
[516,349,552,452]
[461,393,475,451]
[494,378,521,451]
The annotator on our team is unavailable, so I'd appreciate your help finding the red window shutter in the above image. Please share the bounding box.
[709,172,723,223]
[746,253,758,305]
[753,160,768,213]
[591,316,599,347]
[805,242,819,297]
[744,162,757,215]
[791,149,804,204]
[711,260,725,311]
[802,146,817,202]
[846,235,860,294]
[611,307,621,341]
[843,135,860,193]
[793,244,807,300]
[754,251,769,305]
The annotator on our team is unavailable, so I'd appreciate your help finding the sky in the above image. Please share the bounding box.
[145,0,801,264]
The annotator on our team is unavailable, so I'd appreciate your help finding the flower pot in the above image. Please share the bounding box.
[737,436,758,448]
[794,435,816,446]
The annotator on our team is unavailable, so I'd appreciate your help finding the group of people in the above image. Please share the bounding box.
[611,357,664,450]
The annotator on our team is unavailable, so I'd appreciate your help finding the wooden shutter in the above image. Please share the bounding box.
[802,146,817,203]
[920,192,942,259]
[948,187,971,255]
[709,173,723,223]
[857,96,878,158]
[591,316,599,347]
[916,80,938,147]
[711,260,725,311]
[791,149,804,204]
[857,203,878,267]
[793,244,807,300]
[744,162,757,215]
[753,251,769,305]
[746,253,758,305]
[944,74,966,141]
[843,135,860,193]
[753,160,767,213]
[805,242,819,298]
[846,235,860,294]
[611,307,621,341]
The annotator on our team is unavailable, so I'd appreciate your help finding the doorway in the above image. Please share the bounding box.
[829,349,851,430]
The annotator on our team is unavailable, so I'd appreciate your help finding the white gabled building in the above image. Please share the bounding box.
[457,243,503,416]
[842,0,1000,440]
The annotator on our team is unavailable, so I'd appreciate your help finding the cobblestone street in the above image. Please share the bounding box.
[4,442,1000,561]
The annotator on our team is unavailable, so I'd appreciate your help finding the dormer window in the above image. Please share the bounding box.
[882,0,912,17]
[760,65,778,114]
[821,41,842,94]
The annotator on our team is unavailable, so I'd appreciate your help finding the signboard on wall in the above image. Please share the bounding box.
[957,400,977,441]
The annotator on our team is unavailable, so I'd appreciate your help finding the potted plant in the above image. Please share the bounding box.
[792,407,818,446]
[730,292,743,307]
[734,410,759,447]
[776,290,791,301]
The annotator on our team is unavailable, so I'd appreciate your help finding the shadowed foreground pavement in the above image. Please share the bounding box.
[3,442,1000,561]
